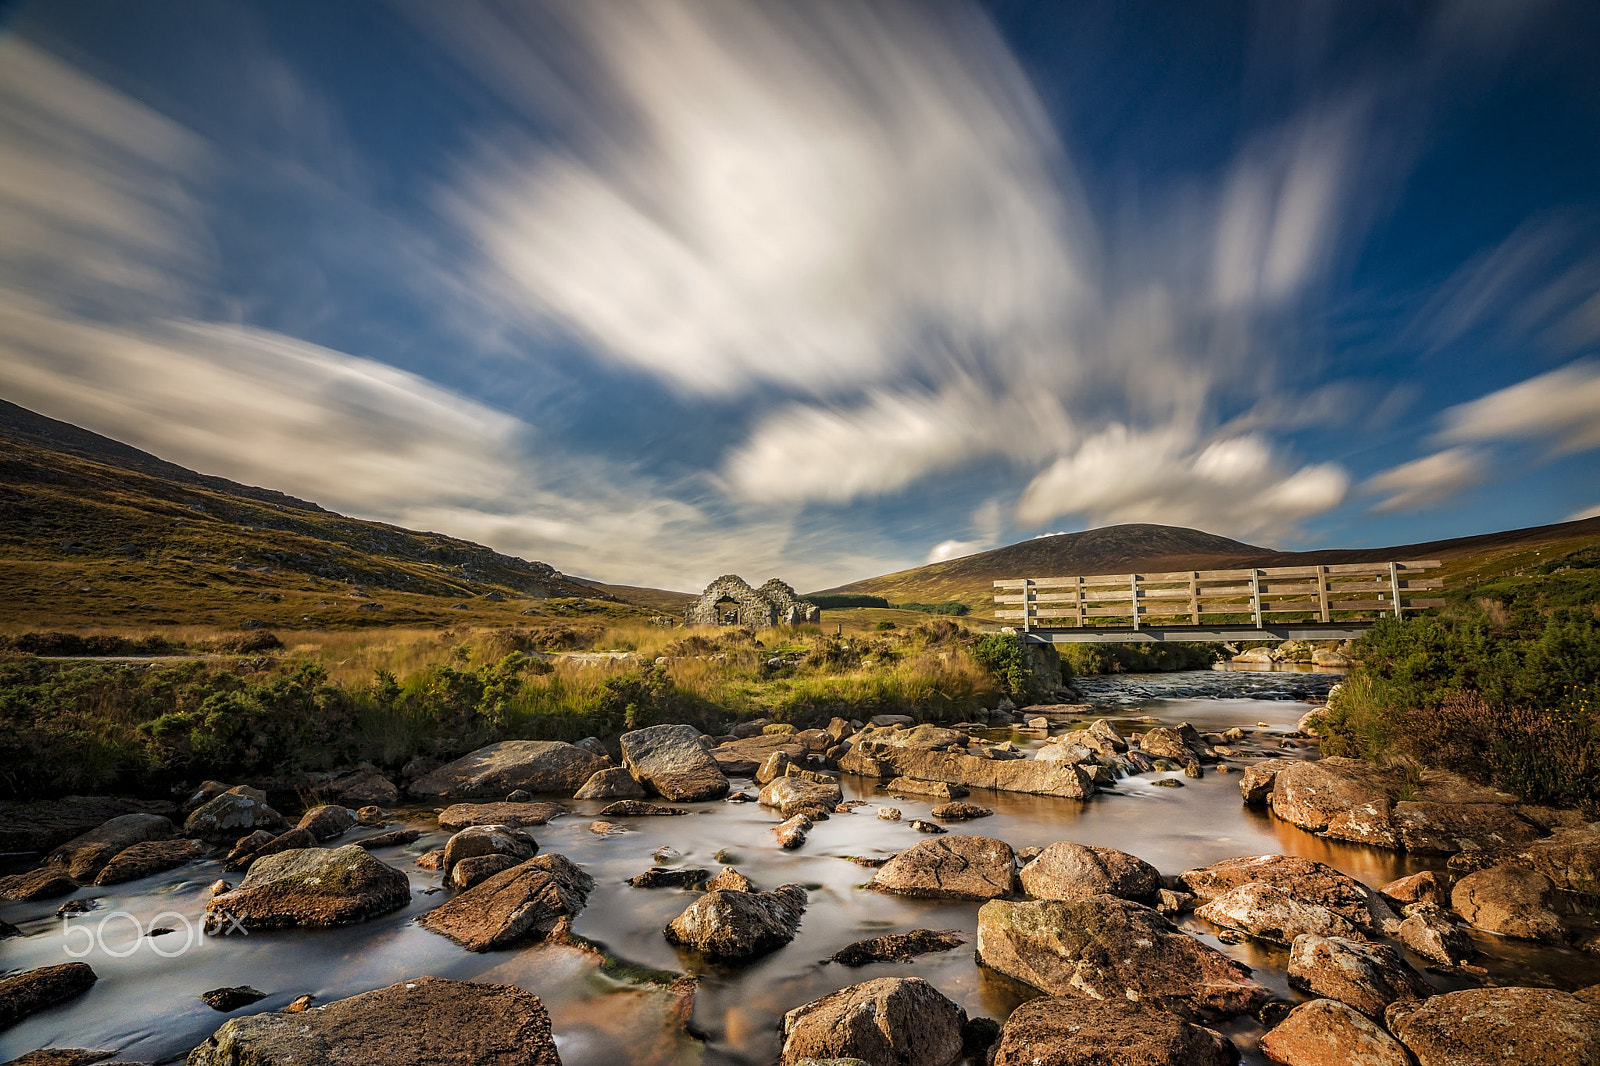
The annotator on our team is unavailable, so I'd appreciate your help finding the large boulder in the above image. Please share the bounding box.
[1510,826,1600,895]
[94,838,210,885]
[620,724,730,801]
[1269,759,1400,847]
[441,824,538,873]
[1180,855,1393,935]
[573,767,646,800]
[871,836,1017,901]
[975,896,1270,1021]
[296,805,357,842]
[203,845,411,932]
[1259,998,1414,1066]
[779,977,966,1066]
[1019,842,1160,902]
[990,996,1237,1066]
[664,885,807,962]
[46,813,177,880]
[420,854,593,951]
[841,740,1095,799]
[409,740,609,799]
[0,962,97,1031]
[1139,726,1200,762]
[1287,935,1431,1019]
[1397,905,1475,966]
[712,734,806,777]
[1239,758,1297,806]
[1391,801,1544,855]
[184,786,286,841]
[320,765,400,808]
[1450,864,1566,943]
[437,801,566,831]
[186,977,560,1065]
[0,866,78,901]
[759,776,843,819]
[1379,870,1452,908]
[1385,987,1600,1066]
[1194,882,1364,945]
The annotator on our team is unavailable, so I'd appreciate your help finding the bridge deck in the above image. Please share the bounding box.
[994,560,1443,642]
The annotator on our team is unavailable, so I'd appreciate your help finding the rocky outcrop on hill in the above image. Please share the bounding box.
[621,724,730,801]
[779,977,966,1066]
[409,741,609,799]
[975,895,1270,1020]
[186,977,561,1065]
[204,845,411,931]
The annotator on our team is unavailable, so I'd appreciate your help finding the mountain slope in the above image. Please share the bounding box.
[0,399,649,630]
[821,518,1600,611]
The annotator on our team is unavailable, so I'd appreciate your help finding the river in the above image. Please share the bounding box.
[3,673,1596,1063]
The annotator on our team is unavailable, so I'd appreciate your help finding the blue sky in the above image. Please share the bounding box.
[2,0,1598,591]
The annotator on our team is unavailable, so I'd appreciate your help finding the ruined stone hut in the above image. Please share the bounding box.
[684,576,822,628]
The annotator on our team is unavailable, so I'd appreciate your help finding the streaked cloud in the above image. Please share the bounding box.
[1438,360,1600,454]
[1362,447,1487,513]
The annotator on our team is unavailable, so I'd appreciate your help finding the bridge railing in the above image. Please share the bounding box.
[994,561,1443,631]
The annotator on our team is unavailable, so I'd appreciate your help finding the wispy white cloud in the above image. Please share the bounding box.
[1437,359,1600,454]
[1569,503,1600,522]
[1362,446,1486,513]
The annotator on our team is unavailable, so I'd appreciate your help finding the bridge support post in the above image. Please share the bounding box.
[1250,570,1263,628]
[1189,572,1200,625]
[1389,562,1402,619]
[1130,574,1140,630]
[1317,564,1330,622]
[1022,578,1034,634]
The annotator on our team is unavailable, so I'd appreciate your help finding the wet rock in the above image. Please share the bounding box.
[354,828,420,850]
[506,789,533,802]
[780,976,966,1066]
[665,884,807,962]
[1379,870,1452,908]
[600,800,690,817]
[283,993,314,1012]
[0,866,77,901]
[1259,997,1413,1066]
[225,829,275,864]
[416,848,446,869]
[437,800,565,831]
[621,724,731,801]
[976,896,1270,1020]
[1194,882,1364,945]
[1150,778,1184,788]
[871,836,1017,900]
[94,837,210,885]
[707,867,753,892]
[574,767,647,800]
[1391,801,1544,856]
[1385,986,1600,1066]
[46,813,177,880]
[1451,864,1566,943]
[356,806,386,826]
[842,741,1095,800]
[205,845,411,931]
[408,740,609,800]
[1397,905,1475,966]
[186,976,561,1065]
[201,986,267,1012]
[1089,718,1128,752]
[1155,888,1193,914]
[1019,841,1160,902]
[184,786,285,842]
[295,805,356,842]
[1180,855,1393,935]
[991,996,1237,1066]
[878,807,902,821]
[887,778,967,800]
[713,734,806,777]
[629,867,710,889]
[449,853,521,890]
[56,898,95,917]
[1139,726,1200,762]
[908,820,946,834]
[757,751,794,785]
[420,854,594,951]
[0,963,97,1031]
[0,1050,115,1066]
[930,801,991,820]
[1287,935,1432,1019]
[226,827,315,871]
[1240,759,1297,805]
[0,795,177,855]
[587,821,625,837]
[322,765,400,808]
[442,824,538,873]
[1269,759,1400,848]
[773,814,812,849]
[830,928,966,966]
[760,776,843,818]
[1510,826,1600,895]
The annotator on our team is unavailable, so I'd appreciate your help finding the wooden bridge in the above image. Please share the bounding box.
[994,561,1443,643]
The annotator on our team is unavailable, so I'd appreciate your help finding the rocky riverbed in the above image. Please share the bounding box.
[1,687,1597,1065]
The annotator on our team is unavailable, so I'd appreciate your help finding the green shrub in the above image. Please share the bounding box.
[807,594,891,609]
[973,633,1031,696]
[895,602,971,616]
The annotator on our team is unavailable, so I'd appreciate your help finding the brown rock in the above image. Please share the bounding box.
[1240,758,1297,806]
[760,776,843,819]
[628,867,710,889]
[201,985,267,1012]
[449,853,521,890]
[780,976,966,1066]
[1513,826,1600,895]
[1270,759,1400,847]
[226,827,316,871]
[46,813,177,880]
[620,724,730,802]
[842,741,1095,799]
[930,802,992,821]
[1260,997,1414,1066]
[1391,801,1544,856]
[0,795,177,855]
[975,896,1270,1020]
[185,976,561,1065]
[183,786,285,841]
[871,836,1017,900]
[1451,864,1566,943]
[1386,987,1600,1066]
[204,845,411,931]
[356,806,386,826]
[1019,841,1160,902]
[573,767,646,800]
[354,828,420,850]
[0,962,97,1031]
[225,830,275,865]
[1379,870,1452,907]
[1195,882,1364,945]
[599,800,689,817]
[665,885,807,962]
[322,765,400,808]
[1397,905,1475,966]
[420,854,593,951]
[1287,934,1431,1019]
[887,777,968,800]
[756,750,793,785]
[0,866,78,901]
[408,740,609,800]
[441,824,538,872]
[829,928,966,966]
[437,801,567,831]
[713,734,805,777]
[773,814,812,849]
[93,838,210,885]
[992,996,1237,1066]
[416,848,446,869]
[1180,855,1393,935]
[295,805,356,842]
[706,867,753,892]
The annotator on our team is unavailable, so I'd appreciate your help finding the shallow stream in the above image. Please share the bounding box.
[3,679,1597,1064]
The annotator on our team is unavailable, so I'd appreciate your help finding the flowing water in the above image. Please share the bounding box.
[3,678,1597,1064]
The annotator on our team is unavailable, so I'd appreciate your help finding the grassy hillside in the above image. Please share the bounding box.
[818,518,1600,618]
[0,399,658,632]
